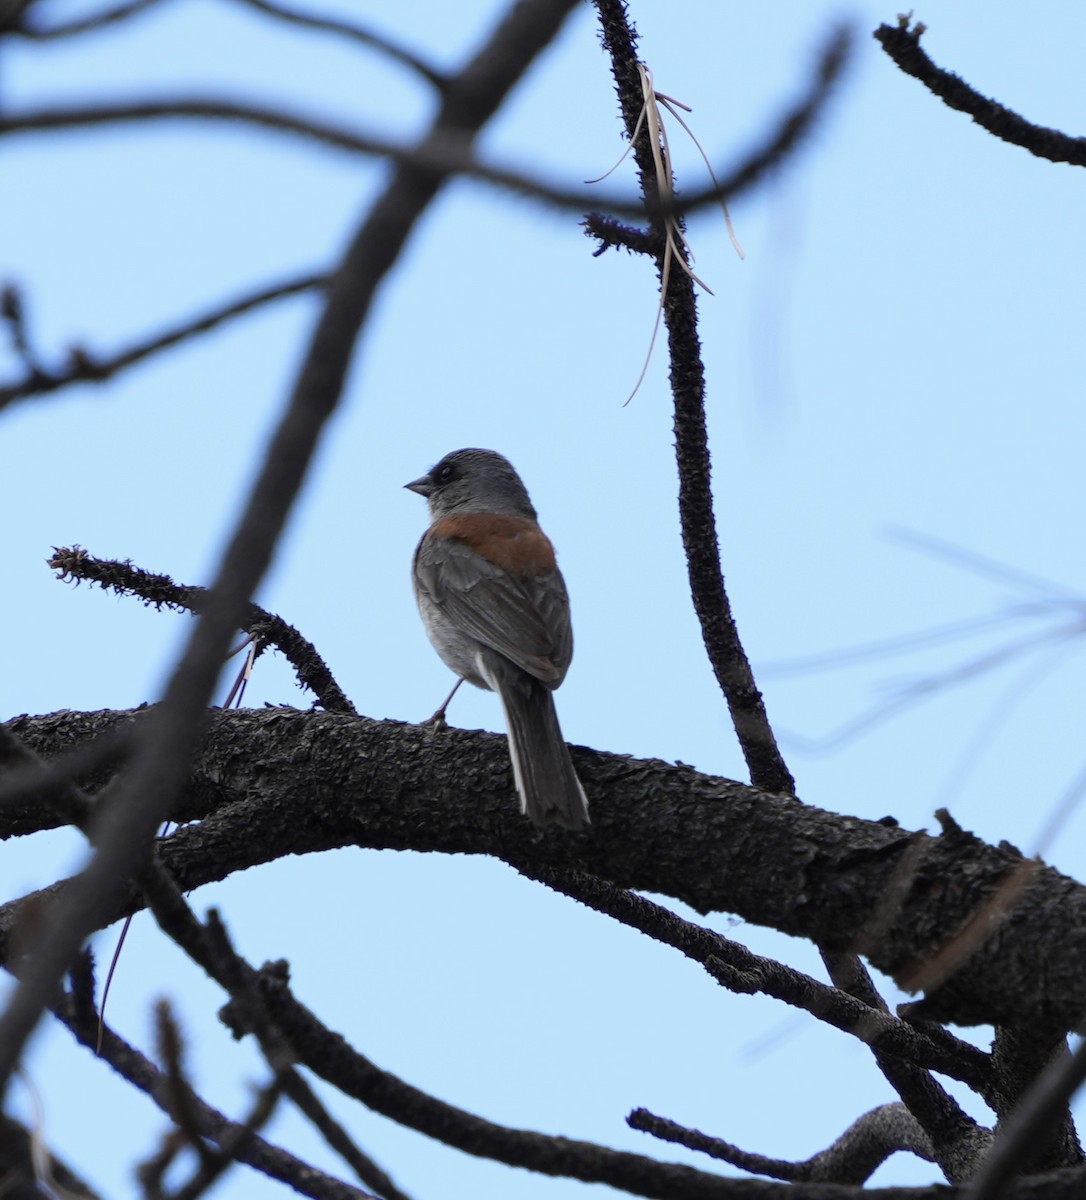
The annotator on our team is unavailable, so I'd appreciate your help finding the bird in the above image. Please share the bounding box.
[406,448,589,829]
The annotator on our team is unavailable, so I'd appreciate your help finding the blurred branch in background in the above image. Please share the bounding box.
[0,272,327,411]
[875,16,1086,167]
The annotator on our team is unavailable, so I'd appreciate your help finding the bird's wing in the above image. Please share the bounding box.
[414,529,572,687]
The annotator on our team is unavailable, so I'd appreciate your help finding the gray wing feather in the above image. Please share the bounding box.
[415,537,572,687]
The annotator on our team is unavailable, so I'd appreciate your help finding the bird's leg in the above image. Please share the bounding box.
[423,678,463,729]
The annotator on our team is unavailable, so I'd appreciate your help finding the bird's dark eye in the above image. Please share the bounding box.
[436,463,455,483]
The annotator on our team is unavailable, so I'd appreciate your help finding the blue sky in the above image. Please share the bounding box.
[2,1,1085,1195]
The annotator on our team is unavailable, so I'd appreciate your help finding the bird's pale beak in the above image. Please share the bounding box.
[404,475,433,497]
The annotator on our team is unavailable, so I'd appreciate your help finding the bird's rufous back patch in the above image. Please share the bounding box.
[430,514,556,576]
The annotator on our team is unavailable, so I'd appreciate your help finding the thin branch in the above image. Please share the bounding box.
[782,619,1083,753]
[590,8,856,795]
[0,0,582,1102]
[227,0,446,91]
[169,1074,286,1200]
[154,999,222,1173]
[114,818,409,1200]
[759,609,1064,677]
[7,0,445,93]
[516,863,991,1090]
[57,955,376,1200]
[0,1112,103,1200]
[279,1071,415,1200]
[0,270,327,411]
[887,527,1084,600]
[223,961,803,1200]
[583,212,657,256]
[0,57,848,224]
[629,1103,935,1184]
[3,0,163,40]
[123,825,744,1200]
[820,949,986,1184]
[47,547,357,715]
[133,848,995,1200]
[1,283,44,373]
[874,17,1086,167]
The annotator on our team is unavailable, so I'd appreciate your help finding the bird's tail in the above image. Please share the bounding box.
[498,674,589,830]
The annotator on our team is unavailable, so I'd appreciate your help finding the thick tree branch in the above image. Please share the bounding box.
[874,19,1086,167]
[6,707,1086,1033]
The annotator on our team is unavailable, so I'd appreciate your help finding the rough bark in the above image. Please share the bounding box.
[5,707,1085,1033]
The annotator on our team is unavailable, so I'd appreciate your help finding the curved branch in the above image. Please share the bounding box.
[516,864,990,1090]
[46,547,357,715]
[874,19,1086,167]
[8,0,445,94]
[629,1103,935,1184]
[4,0,163,40]
[227,0,446,91]
[820,949,986,1183]
[224,959,927,1200]
[55,960,375,1200]
[6,707,1086,1033]
[0,271,326,411]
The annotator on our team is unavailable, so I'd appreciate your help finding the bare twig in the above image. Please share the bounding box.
[227,0,446,91]
[47,547,357,715]
[875,17,1086,167]
[169,1074,286,1200]
[0,271,327,411]
[155,999,220,1173]
[1,283,43,373]
[58,955,375,1200]
[4,0,163,40]
[516,862,990,1089]
[279,1071,415,1200]
[629,1103,935,1184]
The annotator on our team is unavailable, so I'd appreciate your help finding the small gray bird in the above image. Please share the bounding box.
[406,449,589,829]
